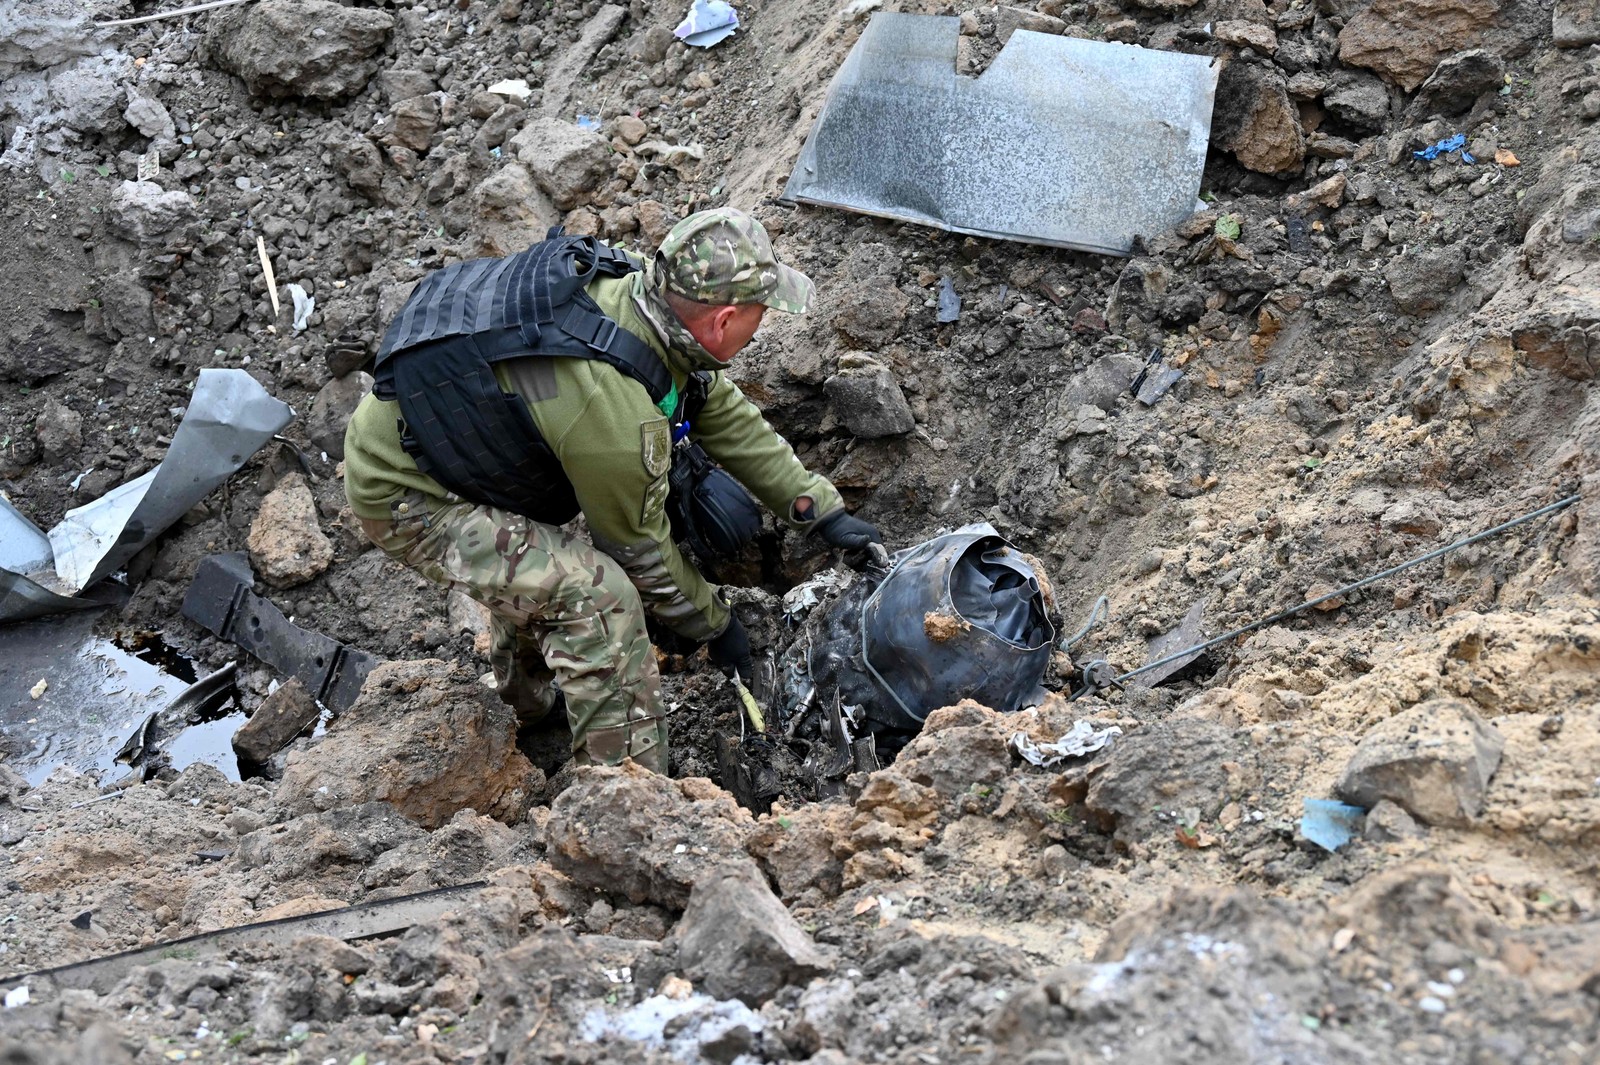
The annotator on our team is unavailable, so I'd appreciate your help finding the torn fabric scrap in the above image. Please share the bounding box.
[1010,720,1123,767]
[1412,133,1474,163]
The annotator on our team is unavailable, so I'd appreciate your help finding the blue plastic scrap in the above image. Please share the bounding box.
[674,0,738,48]
[1301,798,1366,852]
[1413,133,1475,163]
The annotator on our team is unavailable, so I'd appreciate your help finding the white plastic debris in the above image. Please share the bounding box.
[3,985,28,1009]
[28,679,47,700]
[486,78,533,101]
[674,0,739,48]
[1009,720,1123,767]
[288,283,314,332]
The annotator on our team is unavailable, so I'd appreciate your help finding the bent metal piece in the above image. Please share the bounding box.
[0,369,292,623]
[0,882,485,996]
[51,368,293,593]
[782,13,1219,255]
[859,522,1056,732]
[182,552,379,712]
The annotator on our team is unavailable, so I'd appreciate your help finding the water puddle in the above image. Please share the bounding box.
[0,612,245,787]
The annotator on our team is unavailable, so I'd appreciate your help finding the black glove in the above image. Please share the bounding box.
[706,613,754,684]
[815,509,882,551]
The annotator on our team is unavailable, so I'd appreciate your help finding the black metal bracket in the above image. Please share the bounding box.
[181,552,379,712]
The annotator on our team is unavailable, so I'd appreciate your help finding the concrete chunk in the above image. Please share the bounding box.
[511,117,611,210]
[676,864,831,1005]
[1336,698,1505,826]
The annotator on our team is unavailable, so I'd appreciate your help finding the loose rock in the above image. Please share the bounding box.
[1214,20,1278,55]
[1324,73,1392,133]
[823,354,915,438]
[34,398,82,465]
[248,472,335,589]
[305,371,373,461]
[1553,0,1600,47]
[1084,718,1255,842]
[1386,245,1467,315]
[1415,49,1506,115]
[388,95,440,154]
[1213,61,1305,174]
[675,864,831,1005]
[1335,698,1505,826]
[510,117,612,210]
[205,0,395,100]
[122,89,174,140]
[1286,173,1347,211]
[108,180,197,247]
[1338,0,1500,92]
[547,763,756,909]
[233,678,321,766]
[276,659,538,828]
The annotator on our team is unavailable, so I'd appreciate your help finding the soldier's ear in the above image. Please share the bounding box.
[710,304,740,341]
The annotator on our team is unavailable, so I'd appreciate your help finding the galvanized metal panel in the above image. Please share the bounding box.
[783,13,1219,256]
[49,367,292,593]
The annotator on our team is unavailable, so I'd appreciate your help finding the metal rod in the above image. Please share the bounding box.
[96,0,254,27]
[1116,493,1582,685]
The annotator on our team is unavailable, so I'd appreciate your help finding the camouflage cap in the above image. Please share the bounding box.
[656,207,815,314]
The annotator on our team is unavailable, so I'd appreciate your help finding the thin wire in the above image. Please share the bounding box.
[1061,594,1108,650]
[1114,493,1582,685]
[97,0,253,28]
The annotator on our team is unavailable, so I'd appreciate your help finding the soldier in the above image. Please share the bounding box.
[342,208,880,773]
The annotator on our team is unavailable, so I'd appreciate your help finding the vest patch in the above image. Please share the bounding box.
[640,417,672,479]
[643,473,670,525]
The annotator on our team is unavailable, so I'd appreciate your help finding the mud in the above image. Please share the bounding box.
[3,0,1600,1062]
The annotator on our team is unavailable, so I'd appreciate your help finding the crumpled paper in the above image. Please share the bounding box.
[1009,720,1122,767]
[674,0,739,48]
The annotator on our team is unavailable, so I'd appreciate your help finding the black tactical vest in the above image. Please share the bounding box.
[373,233,674,523]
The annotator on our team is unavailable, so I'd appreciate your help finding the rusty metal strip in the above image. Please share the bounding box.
[0,882,486,995]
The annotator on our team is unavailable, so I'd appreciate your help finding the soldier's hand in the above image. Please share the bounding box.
[815,509,882,551]
[706,613,755,684]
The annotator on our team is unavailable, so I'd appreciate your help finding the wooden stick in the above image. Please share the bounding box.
[96,0,254,28]
[256,234,281,319]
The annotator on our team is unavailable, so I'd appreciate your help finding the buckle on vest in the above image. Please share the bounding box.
[585,317,618,353]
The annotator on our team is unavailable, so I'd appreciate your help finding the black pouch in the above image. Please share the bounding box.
[667,441,762,562]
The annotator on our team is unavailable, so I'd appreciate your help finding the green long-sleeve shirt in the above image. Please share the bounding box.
[343,268,841,640]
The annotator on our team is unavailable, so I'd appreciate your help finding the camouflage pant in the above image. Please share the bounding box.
[358,496,668,772]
